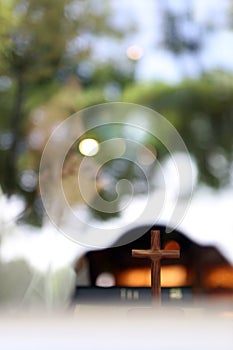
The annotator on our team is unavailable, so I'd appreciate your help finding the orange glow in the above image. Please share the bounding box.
[205,266,233,289]
[116,265,189,287]
[164,240,180,251]
[161,265,188,287]
[117,268,150,287]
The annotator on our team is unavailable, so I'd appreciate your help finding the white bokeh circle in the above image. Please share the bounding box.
[39,103,194,248]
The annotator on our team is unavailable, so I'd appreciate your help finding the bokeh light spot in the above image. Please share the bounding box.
[126,45,144,60]
[79,138,99,156]
[96,272,115,287]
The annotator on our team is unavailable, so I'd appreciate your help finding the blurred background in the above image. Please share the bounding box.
[0,0,233,308]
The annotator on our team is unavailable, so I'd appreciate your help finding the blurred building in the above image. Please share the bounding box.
[75,225,233,303]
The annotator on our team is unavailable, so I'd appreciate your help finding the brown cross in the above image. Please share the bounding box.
[132,230,180,304]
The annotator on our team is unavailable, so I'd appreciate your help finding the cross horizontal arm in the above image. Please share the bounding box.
[161,250,180,259]
[132,249,180,260]
[132,249,154,259]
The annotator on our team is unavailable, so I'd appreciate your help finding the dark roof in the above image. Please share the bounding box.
[85,224,230,285]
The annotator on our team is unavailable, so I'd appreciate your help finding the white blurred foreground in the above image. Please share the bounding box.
[0,306,232,350]
[0,192,84,309]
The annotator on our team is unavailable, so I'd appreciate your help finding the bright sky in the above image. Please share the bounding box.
[111,0,233,82]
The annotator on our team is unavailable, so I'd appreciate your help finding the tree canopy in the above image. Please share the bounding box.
[0,0,134,224]
[0,0,233,225]
[123,72,233,188]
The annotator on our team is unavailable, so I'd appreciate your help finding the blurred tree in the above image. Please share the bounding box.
[41,73,233,221]
[158,0,211,76]
[123,72,233,189]
[0,0,134,224]
[9,71,233,224]
[163,9,201,53]
[77,62,135,96]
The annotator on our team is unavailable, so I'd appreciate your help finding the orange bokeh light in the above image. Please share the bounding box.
[116,265,189,287]
[205,266,233,289]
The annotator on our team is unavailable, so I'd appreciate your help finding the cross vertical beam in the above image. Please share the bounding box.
[132,230,180,305]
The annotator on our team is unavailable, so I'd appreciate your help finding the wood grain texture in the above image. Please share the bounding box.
[132,230,180,304]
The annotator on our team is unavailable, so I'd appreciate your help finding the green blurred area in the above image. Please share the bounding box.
[0,0,233,225]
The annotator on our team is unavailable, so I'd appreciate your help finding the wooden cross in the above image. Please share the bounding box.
[132,230,180,304]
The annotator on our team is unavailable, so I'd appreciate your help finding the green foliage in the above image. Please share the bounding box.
[123,72,233,188]
[76,73,233,221]
[78,62,135,90]
[0,0,135,226]
[0,0,124,82]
